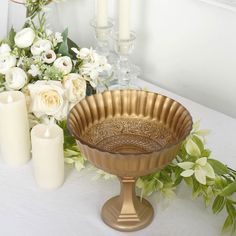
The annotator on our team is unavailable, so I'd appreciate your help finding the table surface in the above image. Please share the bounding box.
[0,79,235,236]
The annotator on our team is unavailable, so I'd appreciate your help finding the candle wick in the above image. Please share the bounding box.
[7,95,13,103]
[44,128,50,138]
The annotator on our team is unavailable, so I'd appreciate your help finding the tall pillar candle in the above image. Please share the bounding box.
[118,0,131,40]
[0,91,31,166]
[31,124,64,190]
[97,0,108,27]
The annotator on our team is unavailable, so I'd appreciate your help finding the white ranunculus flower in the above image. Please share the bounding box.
[63,73,86,103]
[5,67,27,90]
[28,80,68,120]
[0,44,11,54]
[14,28,35,48]
[31,39,52,56]
[0,53,16,75]
[42,50,56,64]
[53,56,72,75]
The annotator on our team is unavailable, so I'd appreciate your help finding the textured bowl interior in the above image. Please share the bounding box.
[68,90,192,176]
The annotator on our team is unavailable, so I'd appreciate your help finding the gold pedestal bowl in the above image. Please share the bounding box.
[68,90,192,232]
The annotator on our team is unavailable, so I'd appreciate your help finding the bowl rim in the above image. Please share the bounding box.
[67,89,193,156]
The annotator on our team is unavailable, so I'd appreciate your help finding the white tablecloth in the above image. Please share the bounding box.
[0,79,235,236]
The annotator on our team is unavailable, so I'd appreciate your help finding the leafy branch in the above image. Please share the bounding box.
[137,122,236,235]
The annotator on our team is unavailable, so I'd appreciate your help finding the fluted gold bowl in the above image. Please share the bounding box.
[68,90,192,232]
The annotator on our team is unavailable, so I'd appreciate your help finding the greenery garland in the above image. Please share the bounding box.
[5,1,236,235]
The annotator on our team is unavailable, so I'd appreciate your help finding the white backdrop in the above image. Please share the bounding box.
[2,0,236,118]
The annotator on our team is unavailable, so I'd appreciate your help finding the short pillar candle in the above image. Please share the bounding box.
[0,91,31,166]
[31,124,64,190]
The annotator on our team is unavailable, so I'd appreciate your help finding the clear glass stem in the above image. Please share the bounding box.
[118,55,131,88]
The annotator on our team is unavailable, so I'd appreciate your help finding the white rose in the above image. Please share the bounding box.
[31,39,52,56]
[0,44,11,54]
[53,56,72,75]
[5,67,27,90]
[63,73,86,103]
[28,80,68,120]
[42,50,56,64]
[0,53,16,75]
[14,28,35,48]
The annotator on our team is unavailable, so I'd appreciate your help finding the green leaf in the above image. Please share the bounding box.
[212,195,225,214]
[192,135,204,152]
[195,129,211,136]
[184,177,193,186]
[226,201,236,219]
[193,120,201,131]
[68,38,79,57]
[208,159,229,176]
[86,82,96,96]
[201,149,211,157]
[178,162,194,170]
[185,138,201,157]
[192,179,201,198]
[220,181,236,197]
[58,28,70,56]
[64,158,75,164]
[75,161,85,172]
[7,27,16,47]
[222,215,233,234]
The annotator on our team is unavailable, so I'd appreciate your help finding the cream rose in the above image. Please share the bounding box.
[28,80,68,120]
[53,56,72,75]
[31,39,52,56]
[0,44,11,54]
[0,53,16,75]
[42,50,56,64]
[14,28,35,48]
[5,67,27,90]
[63,73,86,103]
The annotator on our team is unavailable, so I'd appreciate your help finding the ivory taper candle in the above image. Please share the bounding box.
[0,91,30,166]
[31,124,64,190]
[97,0,108,27]
[118,0,131,40]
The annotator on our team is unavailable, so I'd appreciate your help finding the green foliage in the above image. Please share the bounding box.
[7,27,16,48]
[134,123,236,235]
[58,28,70,57]
[58,120,86,171]
[42,66,64,81]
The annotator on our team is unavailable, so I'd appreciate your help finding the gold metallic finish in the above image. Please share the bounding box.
[68,90,193,232]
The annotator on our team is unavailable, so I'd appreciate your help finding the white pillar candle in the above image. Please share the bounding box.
[97,0,108,27]
[31,124,64,190]
[0,91,30,166]
[118,0,131,40]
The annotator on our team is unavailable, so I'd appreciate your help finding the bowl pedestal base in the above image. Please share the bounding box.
[101,177,154,232]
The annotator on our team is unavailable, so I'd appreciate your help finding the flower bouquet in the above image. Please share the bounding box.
[0,0,111,170]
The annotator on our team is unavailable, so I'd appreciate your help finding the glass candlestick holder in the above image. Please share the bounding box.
[90,19,117,92]
[90,18,114,57]
[109,31,141,90]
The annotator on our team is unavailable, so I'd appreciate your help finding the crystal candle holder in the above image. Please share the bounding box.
[110,32,141,90]
[90,18,113,57]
